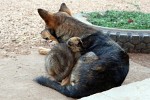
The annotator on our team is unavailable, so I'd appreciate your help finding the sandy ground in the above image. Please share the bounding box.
[1,0,150,57]
[129,53,150,68]
[0,0,150,99]
[0,50,150,100]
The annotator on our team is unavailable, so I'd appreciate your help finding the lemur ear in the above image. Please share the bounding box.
[59,3,71,16]
[38,9,54,22]
[38,9,57,29]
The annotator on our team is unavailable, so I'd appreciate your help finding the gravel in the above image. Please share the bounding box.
[0,0,150,57]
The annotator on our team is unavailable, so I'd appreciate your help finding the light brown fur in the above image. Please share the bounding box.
[67,37,83,52]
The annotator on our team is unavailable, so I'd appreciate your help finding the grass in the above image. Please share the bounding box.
[85,11,150,29]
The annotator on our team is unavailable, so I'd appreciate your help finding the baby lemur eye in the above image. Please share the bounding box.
[67,41,73,46]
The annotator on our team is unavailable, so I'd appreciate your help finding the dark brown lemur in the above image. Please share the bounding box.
[45,37,84,86]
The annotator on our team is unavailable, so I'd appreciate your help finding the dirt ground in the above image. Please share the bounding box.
[1,0,150,57]
[0,0,150,100]
[0,50,150,100]
[129,53,150,68]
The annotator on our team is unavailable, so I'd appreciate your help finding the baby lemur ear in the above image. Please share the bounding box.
[59,3,71,16]
[78,38,83,47]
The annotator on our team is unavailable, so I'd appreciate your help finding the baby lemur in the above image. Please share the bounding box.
[45,37,84,85]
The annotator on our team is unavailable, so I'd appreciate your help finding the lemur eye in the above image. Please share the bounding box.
[44,37,49,40]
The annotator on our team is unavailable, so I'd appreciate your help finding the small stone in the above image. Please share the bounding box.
[143,35,150,43]
[130,35,140,45]
[118,33,129,43]
[124,42,135,52]
[135,43,146,50]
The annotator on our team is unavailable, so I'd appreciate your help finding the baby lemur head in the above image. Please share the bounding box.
[41,30,83,53]
[67,37,84,53]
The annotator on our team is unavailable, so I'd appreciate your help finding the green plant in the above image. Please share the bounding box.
[86,11,150,29]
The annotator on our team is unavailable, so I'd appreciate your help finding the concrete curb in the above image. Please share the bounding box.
[73,13,150,53]
[79,78,150,100]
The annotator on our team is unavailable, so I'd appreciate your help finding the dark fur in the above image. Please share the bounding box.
[45,37,83,83]
[35,3,129,98]
[45,43,74,82]
[40,26,84,83]
[35,33,129,98]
